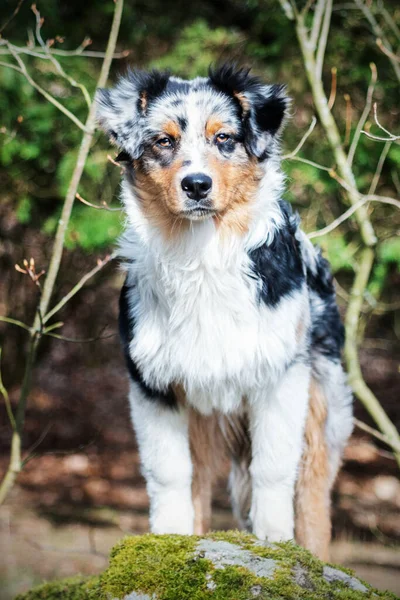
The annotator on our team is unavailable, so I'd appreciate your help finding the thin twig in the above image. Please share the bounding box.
[354,0,400,83]
[0,0,125,507]
[31,6,91,108]
[282,116,317,159]
[344,247,400,468]
[43,252,117,325]
[368,140,392,195]
[43,331,115,343]
[0,316,32,332]
[378,2,400,43]
[344,93,352,146]
[354,418,400,453]
[327,66,337,109]
[0,46,88,132]
[315,0,333,80]
[0,348,16,431]
[308,193,400,238]
[347,63,377,167]
[285,155,332,171]
[0,0,25,34]
[310,0,326,51]
[376,38,400,64]
[362,103,400,141]
[75,192,121,212]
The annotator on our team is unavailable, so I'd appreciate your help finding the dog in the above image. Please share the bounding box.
[96,64,353,560]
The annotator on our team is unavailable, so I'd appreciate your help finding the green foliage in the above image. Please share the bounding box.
[151,20,244,78]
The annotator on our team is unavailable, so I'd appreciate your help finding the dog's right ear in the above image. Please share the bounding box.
[96,69,170,159]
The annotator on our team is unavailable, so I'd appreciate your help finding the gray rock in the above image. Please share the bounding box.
[196,539,277,579]
[293,563,316,591]
[323,565,369,592]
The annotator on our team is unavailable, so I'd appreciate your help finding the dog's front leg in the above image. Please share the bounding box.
[248,362,310,542]
[129,384,194,534]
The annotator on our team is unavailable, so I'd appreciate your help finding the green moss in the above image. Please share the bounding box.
[101,534,208,599]
[14,576,100,600]
[16,532,400,600]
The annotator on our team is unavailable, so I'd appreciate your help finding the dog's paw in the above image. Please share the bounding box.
[250,488,294,543]
[150,491,194,535]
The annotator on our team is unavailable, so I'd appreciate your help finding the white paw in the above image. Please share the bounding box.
[150,490,194,535]
[250,488,294,542]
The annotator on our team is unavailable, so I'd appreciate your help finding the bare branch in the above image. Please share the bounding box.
[75,192,122,212]
[308,193,400,238]
[0,348,16,431]
[362,103,400,142]
[315,0,333,80]
[0,0,125,507]
[0,0,25,34]
[43,329,115,343]
[282,116,317,159]
[343,93,352,146]
[0,46,88,132]
[354,0,400,83]
[0,316,32,332]
[376,38,400,64]
[30,5,91,108]
[43,252,117,325]
[327,66,337,109]
[354,418,400,453]
[377,2,400,43]
[368,140,392,195]
[347,63,377,166]
[344,247,400,469]
[310,0,326,51]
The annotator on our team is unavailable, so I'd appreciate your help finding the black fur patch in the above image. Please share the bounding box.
[119,283,177,409]
[124,69,171,111]
[208,63,288,160]
[248,202,304,307]
[307,252,344,360]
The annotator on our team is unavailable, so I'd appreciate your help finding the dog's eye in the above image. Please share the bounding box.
[156,137,173,148]
[215,133,230,144]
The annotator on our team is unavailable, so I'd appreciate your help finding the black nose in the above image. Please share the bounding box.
[181,173,212,201]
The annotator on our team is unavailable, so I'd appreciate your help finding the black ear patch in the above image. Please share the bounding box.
[96,69,171,158]
[209,63,289,159]
[124,69,171,114]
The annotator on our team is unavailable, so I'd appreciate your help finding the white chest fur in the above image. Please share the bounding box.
[125,224,308,415]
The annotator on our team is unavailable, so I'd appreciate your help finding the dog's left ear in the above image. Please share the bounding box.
[209,64,289,160]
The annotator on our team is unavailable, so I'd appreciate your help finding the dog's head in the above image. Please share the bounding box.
[96,64,288,233]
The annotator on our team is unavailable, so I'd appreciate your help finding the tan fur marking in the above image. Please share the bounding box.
[295,378,331,561]
[163,120,181,139]
[234,91,251,115]
[189,410,227,535]
[133,161,188,240]
[205,116,225,138]
[209,155,263,237]
[139,91,147,113]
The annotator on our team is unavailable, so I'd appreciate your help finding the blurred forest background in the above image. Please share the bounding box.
[0,0,399,597]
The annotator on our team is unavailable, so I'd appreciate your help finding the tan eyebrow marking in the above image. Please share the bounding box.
[205,115,237,138]
[162,120,181,138]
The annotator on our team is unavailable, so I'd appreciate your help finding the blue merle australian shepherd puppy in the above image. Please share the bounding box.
[96,64,353,560]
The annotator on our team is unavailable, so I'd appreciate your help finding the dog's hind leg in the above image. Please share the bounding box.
[222,413,252,529]
[295,377,331,561]
[189,410,224,534]
[296,357,353,560]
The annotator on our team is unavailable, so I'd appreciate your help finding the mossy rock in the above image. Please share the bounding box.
[15,531,399,600]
